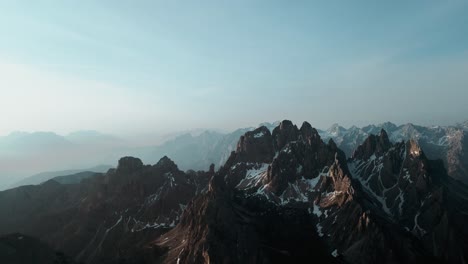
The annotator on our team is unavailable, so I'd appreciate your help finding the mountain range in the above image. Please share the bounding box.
[0,130,125,190]
[5,120,467,190]
[0,120,467,263]
[0,123,279,190]
[319,121,468,184]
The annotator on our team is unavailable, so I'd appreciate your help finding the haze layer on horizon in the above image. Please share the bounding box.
[1,1,467,136]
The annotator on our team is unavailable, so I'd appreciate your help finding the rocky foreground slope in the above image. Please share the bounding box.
[0,120,467,263]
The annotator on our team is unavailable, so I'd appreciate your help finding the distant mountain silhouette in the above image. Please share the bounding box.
[9,165,112,188]
[51,171,102,185]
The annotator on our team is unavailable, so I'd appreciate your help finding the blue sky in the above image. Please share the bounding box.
[0,1,467,135]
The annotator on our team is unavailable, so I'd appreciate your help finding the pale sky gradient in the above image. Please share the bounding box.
[0,1,467,136]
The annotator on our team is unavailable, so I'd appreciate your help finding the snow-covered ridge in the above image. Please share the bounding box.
[235,163,269,189]
[235,161,329,206]
[318,121,468,185]
[319,122,464,154]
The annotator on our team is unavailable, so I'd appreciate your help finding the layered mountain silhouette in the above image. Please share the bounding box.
[0,123,279,190]
[0,120,467,263]
[5,120,467,190]
[9,165,112,188]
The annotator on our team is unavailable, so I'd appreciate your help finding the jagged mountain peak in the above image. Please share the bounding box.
[345,133,468,261]
[327,123,346,134]
[116,156,144,174]
[272,120,300,151]
[351,129,392,160]
[257,121,281,131]
[231,120,341,168]
[154,155,179,171]
[378,121,398,131]
[379,129,391,146]
[153,121,353,263]
[350,133,449,220]
[235,126,274,163]
[300,120,313,131]
[400,123,421,134]
[300,121,322,145]
[226,120,349,196]
[278,119,295,129]
[314,120,468,185]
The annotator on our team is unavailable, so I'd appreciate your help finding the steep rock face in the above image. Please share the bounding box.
[352,129,391,160]
[349,131,468,262]
[266,136,344,195]
[221,120,346,199]
[271,120,299,151]
[116,156,144,174]
[235,126,275,163]
[151,166,337,264]
[349,135,442,226]
[0,156,211,264]
[446,129,468,183]
[156,121,468,264]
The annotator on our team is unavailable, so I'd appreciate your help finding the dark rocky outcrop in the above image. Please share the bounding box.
[271,120,299,151]
[235,126,275,163]
[352,129,392,160]
[0,156,212,264]
[151,169,338,264]
[116,156,144,174]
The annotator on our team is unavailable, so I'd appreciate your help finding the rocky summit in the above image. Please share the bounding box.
[0,120,467,264]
